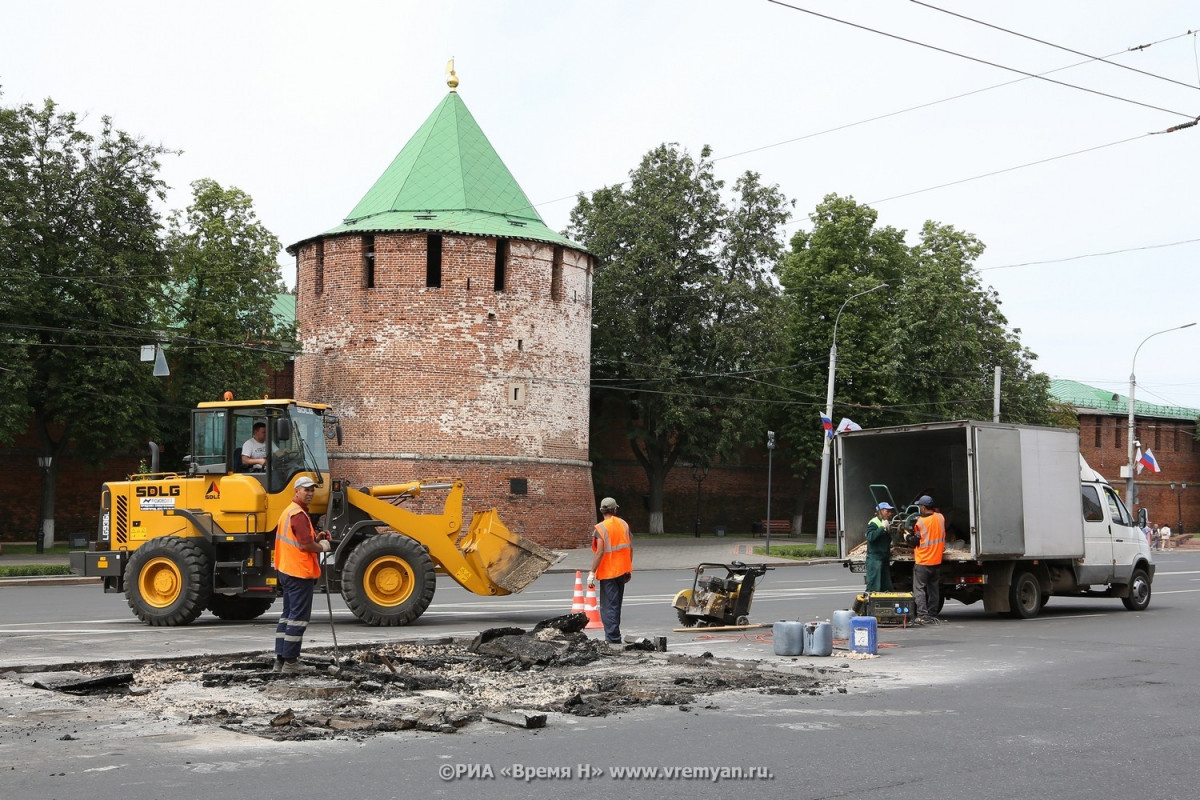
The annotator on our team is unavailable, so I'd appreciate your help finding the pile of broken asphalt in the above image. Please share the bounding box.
[6,613,850,741]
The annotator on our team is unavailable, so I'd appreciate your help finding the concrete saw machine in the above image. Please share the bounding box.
[672,561,772,627]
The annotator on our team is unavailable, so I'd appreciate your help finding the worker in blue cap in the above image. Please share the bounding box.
[865,502,895,592]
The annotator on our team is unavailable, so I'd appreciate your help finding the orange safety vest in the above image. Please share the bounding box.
[914,511,946,566]
[274,502,321,579]
[592,516,633,580]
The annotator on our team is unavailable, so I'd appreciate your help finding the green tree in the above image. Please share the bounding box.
[0,97,170,546]
[158,178,295,460]
[777,195,1056,532]
[775,194,912,519]
[887,220,1054,425]
[570,144,791,533]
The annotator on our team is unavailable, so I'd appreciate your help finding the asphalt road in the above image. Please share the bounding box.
[3,554,1199,799]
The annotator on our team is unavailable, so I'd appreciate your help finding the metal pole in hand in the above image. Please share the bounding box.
[323,548,339,658]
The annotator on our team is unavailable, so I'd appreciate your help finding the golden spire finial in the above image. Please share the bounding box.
[445,58,458,92]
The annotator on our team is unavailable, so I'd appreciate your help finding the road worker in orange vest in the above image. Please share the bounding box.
[272,476,332,674]
[588,497,633,646]
[911,494,946,625]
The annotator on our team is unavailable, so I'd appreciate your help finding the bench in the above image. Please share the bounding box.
[1165,533,1194,549]
[759,519,792,536]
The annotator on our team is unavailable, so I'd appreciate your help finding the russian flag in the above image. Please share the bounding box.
[819,412,833,439]
[1139,448,1161,474]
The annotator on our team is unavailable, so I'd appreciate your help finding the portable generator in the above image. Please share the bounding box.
[853,591,916,625]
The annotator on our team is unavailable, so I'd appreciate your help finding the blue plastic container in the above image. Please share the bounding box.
[773,620,804,656]
[803,620,833,656]
[849,615,878,655]
[832,609,854,640]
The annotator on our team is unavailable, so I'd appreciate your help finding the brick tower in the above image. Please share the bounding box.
[287,71,594,548]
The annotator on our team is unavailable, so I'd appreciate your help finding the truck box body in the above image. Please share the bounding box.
[835,420,1154,617]
[836,421,1083,559]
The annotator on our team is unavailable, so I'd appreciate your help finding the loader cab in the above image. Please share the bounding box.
[190,399,333,494]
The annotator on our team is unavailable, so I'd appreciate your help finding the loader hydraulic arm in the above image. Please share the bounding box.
[342,480,526,595]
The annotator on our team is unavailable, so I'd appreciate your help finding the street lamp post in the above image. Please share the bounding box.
[692,464,707,538]
[815,283,888,551]
[765,431,775,555]
[1168,482,1187,534]
[1126,323,1196,506]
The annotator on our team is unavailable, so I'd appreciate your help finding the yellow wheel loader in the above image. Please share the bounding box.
[70,398,559,627]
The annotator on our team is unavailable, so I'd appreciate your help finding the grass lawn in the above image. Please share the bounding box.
[0,565,74,577]
[751,544,839,560]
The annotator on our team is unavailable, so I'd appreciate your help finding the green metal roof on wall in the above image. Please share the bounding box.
[1050,378,1200,420]
[272,292,295,325]
[291,90,581,252]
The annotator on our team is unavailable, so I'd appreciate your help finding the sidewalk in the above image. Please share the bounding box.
[554,535,826,573]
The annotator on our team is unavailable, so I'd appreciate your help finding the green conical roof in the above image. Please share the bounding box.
[305,91,579,250]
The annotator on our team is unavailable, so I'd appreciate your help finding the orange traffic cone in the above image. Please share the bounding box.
[584,580,604,630]
[571,571,586,614]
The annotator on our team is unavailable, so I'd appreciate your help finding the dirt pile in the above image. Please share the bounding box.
[11,614,850,741]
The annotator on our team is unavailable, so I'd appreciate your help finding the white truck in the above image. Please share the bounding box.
[836,420,1154,618]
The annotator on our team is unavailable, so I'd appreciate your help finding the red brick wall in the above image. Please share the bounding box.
[0,427,141,541]
[294,232,596,547]
[1078,412,1200,532]
[0,359,294,544]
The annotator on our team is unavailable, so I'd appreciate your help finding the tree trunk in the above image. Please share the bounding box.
[646,465,666,534]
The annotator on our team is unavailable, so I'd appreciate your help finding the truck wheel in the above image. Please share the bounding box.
[125,537,212,626]
[342,533,435,626]
[1007,570,1043,619]
[1122,568,1152,611]
[207,595,275,621]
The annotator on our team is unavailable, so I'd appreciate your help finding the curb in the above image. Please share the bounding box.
[0,576,100,587]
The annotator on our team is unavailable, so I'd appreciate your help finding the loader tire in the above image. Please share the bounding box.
[125,537,212,626]
[206,594,275,621]
[342,533,435,626]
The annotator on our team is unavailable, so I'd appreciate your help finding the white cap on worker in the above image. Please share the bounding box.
[295,476,317,489]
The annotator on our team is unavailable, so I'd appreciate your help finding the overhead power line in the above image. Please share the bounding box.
[980,236,1200,271]
[765,0,1197,119]
[909,0,1200,92]
[865,132,1150,205]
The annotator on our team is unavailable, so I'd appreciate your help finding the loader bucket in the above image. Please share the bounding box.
[461,509,561,593]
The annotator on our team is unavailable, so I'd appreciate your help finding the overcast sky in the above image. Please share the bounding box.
[3,0,1198,412]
